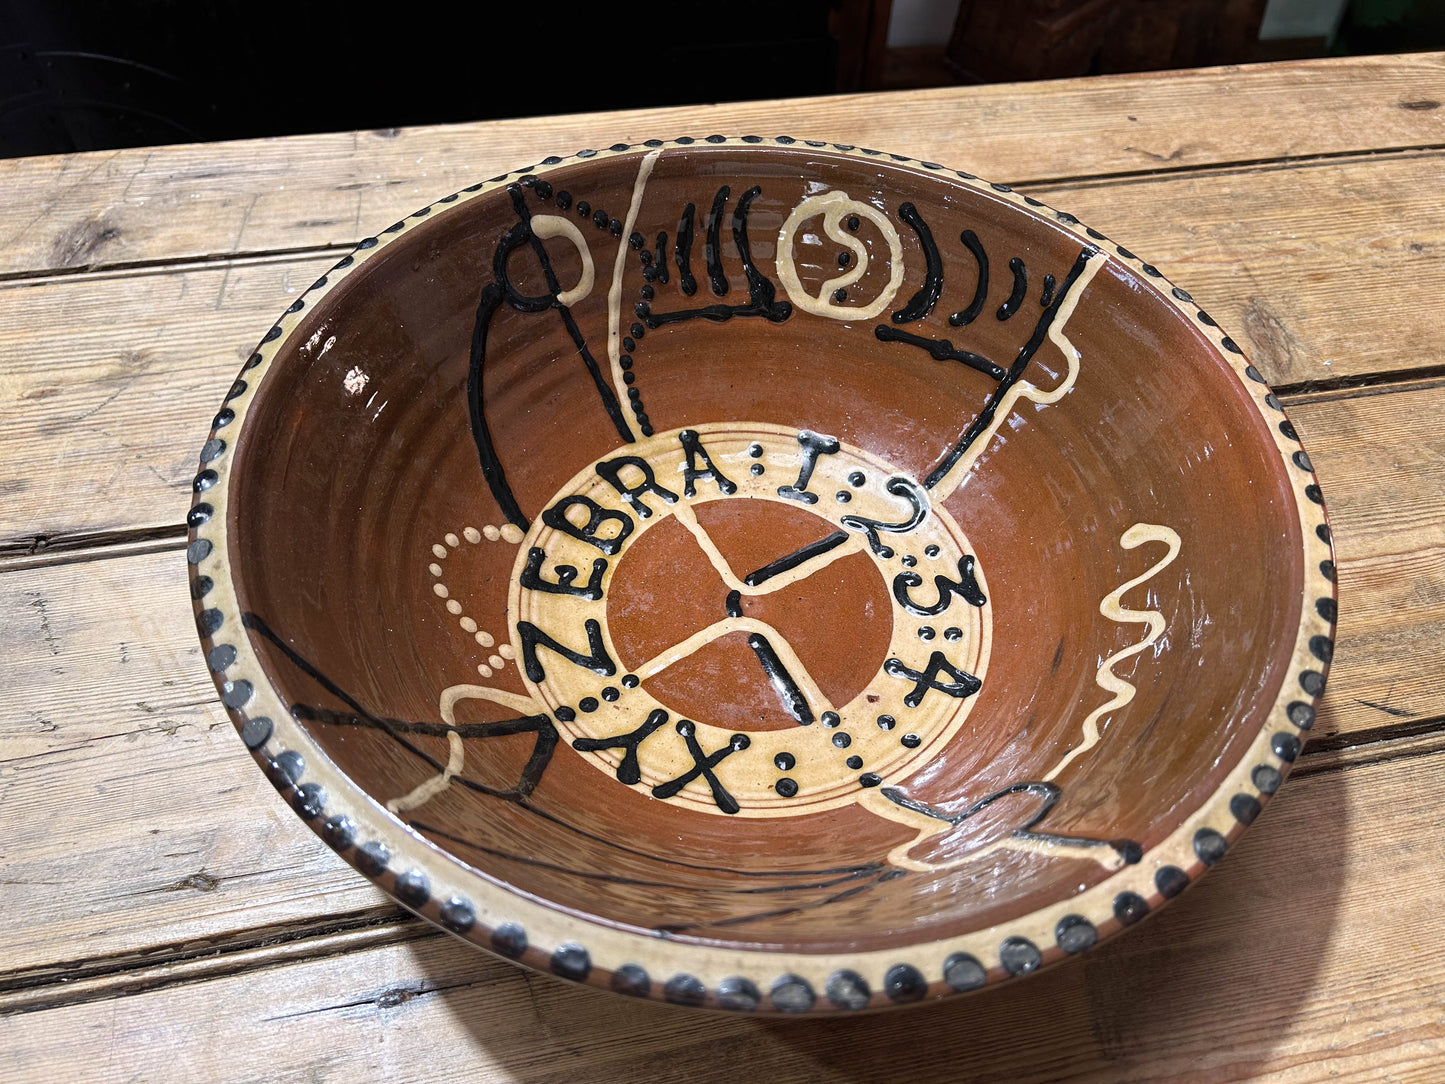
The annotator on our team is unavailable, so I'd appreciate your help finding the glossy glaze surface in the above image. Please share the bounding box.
[191,140,1332,1008]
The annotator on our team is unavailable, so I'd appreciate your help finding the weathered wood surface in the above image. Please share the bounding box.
[0,52,1439,279]
[3,747,1442,1082]
[2,150,1442,552]
[2,51,1444,1083]
[0,375,1437,981]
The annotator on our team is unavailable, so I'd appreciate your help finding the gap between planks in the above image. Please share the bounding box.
[3,372,1434,573]
[1,710,1442,1015]
[0,724,1438,1010]
[0,143,1439,289]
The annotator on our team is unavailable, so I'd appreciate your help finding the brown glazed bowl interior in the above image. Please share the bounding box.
[188,138,1334,1014]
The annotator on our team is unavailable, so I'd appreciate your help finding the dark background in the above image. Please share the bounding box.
[1,0,1441,159]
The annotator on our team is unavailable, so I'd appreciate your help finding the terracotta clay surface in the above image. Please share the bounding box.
[190,140,1333,1011]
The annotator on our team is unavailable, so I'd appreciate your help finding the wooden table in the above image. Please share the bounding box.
[2,52,1443,1081]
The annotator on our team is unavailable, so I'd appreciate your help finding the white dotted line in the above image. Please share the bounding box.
[430,524,523,677]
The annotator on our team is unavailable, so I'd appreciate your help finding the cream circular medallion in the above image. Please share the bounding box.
[508,421,992,818]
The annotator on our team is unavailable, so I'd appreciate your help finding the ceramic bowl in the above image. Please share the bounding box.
[187,137,1335,1013]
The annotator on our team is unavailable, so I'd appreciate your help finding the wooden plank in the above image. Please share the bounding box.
[0,548,394,975]
[3,746,1442,1082]
[2,151,1441,549]
[1291,379,1445,741]
[1028,151,1445,388]
[0,53,1441,277]
[1,363,1440,975]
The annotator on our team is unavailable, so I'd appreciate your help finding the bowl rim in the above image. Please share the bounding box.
[186,134,1336,1014]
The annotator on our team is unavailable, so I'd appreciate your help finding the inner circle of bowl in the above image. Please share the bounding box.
[225,144,1304,957]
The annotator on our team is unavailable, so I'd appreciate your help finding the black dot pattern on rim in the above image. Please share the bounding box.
[612,964,650,996]
[884,964,928,1003]
[239,716,272,749]
[999,937,1042,976]
[826,970,871,1010]
[820,711,840,728]
[189,138,1332,1008]
[394,869,430,906]
[846,755,863,770]
[859,773,882,787]
[774,778,798,798]
[774,752,795,771]
[356,841,389,877]
[1231,793,1262,825]
[1155,865,1188,898]
[664,974,707,1007]
[491,922,527,958]
[550,943,591,981]
[900,733,922,749]
[1113,891,1149,926]
[1253,764,1283,794]
[621,674,639,689]
[832,733,851,749]
[770,974,815,1013]
[439,896,475,933]
[190,575,213,601]
[221,680,253,709]
[273,749,304,783]
[876,714,895,730]
[715,976,761,1011]
[323,815,355,849]
[1194,828,1228,866]
[294,782,325,819]
[943,952,987,991]
[1056,915,1097,954]
[187,539,213,564]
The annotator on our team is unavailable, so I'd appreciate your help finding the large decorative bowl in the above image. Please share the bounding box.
[187,137,1334,1013]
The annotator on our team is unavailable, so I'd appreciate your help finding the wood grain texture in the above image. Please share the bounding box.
[3,745,1442,1082]
[3,53,1444,1081]
[0,53,1440,278]
[2,151,1441,550]
[0,370,1439,975]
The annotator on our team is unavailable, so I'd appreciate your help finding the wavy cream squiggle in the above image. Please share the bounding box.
[1043,522,1182,782]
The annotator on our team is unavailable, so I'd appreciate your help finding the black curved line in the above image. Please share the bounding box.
[655,869,897,935]
[743,530,849,587]
[891,202,943,324]
[948,229,989,326]
[506,187,634,444]
[839,476,928,557]
[247,612,879,880]
[412,819,885,896]
[997,256,1027,320]
[675,203,697,295]
[1039,272,1056,308]
[705,184,730,296]
[873,325,1006,381]
[924,245,1099,490]
[747,633,815,725]
[467,284,528,529]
